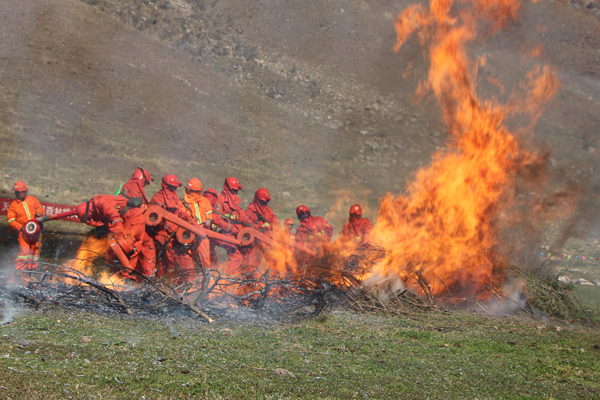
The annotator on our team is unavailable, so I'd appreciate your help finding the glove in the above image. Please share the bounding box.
[126,197,143,207]
[95,225,109,238]
[204,219,213,229]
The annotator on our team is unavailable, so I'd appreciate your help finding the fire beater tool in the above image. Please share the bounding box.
[144,205,316,256]
[108,233,137,271]
[145,205,245,246]
[23,209,78,240]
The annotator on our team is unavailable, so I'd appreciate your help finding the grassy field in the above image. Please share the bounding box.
[1,305,599,399]
[573,285,600,319]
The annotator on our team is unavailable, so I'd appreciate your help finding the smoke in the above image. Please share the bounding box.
[481,279,527,316]
[362,271,407,301]
[0,262,23,324]
[1,299,22,325]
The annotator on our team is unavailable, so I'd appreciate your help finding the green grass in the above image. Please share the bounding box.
[1,309,599,399]
[573,285,600,324]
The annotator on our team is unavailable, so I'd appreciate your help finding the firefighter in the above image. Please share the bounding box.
[245,188,278,237]
[119,167,154,203]
[6,181,44,282]
[283,218,296,241]
[118,167,155,277]
[76,194,155,279]
[244,188,279,268]
[211,177,253,274]
[183,179,213,230]
[294,205,333,250]
[180,178,213,280]
[204,188,218,208]
[203,188,219,267]
[150,174,187,216]
[341,204,373,245]
[149,174,192,278]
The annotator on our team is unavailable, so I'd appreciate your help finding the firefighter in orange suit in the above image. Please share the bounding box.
[295,205,333,248]
[294,205,333,269]
[211,177,253,274]
[244,188,279,268]
[119,167,154,204]
[6,181,44,278]
[181,178,213,280]
[76,194,155,280]
[203,188,219,267]
[149,174,194,278]
[341,204,373,245]
[118,167,156,278]
[283,218,296,241]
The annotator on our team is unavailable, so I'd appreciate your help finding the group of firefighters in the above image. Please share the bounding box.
[5,168,374,283]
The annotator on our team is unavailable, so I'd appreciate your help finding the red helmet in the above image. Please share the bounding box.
[163,174,182,188]
[76,201,92,221]
[12,181,27,192]
[296,205,311,218]
[255,188,271,202]
[204,188,218,198]
[186,178,203,192]
[132,167,154,184]
[284,218,294,226]
[224,177,243,191]
[349,204,363,216]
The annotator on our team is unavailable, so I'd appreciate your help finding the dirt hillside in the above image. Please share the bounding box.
[1,0,599,257]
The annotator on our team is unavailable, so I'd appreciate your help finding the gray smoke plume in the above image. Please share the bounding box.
[1,300,22,325]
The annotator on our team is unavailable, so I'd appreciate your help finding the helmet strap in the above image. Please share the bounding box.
[81,201,91,223]
[137,167,150,185]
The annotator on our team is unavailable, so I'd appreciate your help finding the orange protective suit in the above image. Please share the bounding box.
[341,217,373,244]
[86,194,156,278]
[182,190,213,276]
[295,215,333,270]
[204,189,219,267]
[295,216,333,249]
[7,196,44,271]
[119,177,155,277]
[212,188,253,274]
[119,178,150,204]
[244,196,279,268]
[149,184,193,278]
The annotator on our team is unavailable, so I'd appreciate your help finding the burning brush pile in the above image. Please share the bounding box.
[1,241,390,322]
[1,0,585,322]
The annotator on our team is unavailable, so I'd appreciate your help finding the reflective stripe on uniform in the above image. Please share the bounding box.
[7,218,16,223]
[193,203,202,224]
[23,201,31,220]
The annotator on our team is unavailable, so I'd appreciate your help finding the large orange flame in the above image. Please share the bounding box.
[365,0,558,300]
